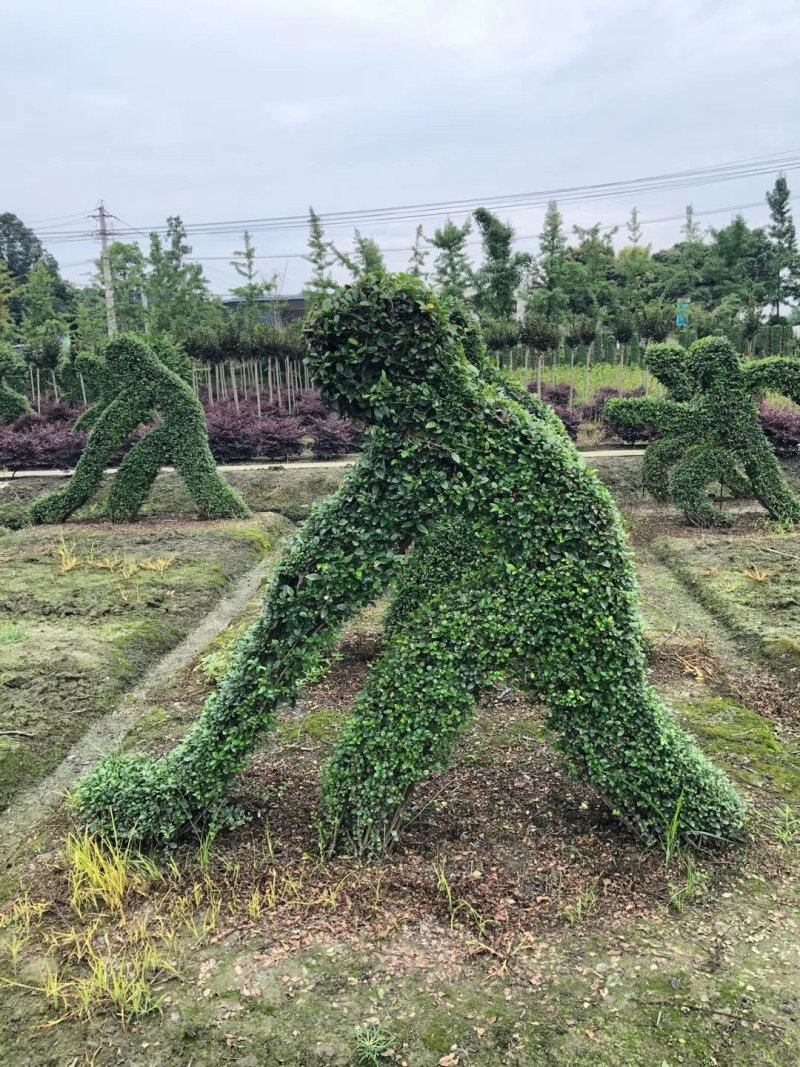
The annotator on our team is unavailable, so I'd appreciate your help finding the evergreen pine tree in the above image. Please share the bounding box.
[681,204,703,244]
[303,207,337,304]
[408,225,429,278]
[430,218,473,301]
[627,206,643,247]
[766,173,799,317]
[231,230,276,332]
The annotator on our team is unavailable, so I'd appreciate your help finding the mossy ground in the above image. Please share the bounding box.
[1,471,800,1064]
[0,514,290,808]
[650,530,800,679]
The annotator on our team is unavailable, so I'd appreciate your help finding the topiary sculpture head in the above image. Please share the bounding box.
[605,335,800,526]
[687,335,742,389]
[73,275,746,858]
[307,276,468,427]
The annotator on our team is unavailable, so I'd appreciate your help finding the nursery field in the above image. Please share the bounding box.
[1,461,799,1066]
[0,513,293,812]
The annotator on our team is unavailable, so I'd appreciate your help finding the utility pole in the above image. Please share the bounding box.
[93,200,118,337]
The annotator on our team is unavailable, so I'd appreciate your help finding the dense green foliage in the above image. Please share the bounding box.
[29,334,249,523]
[472,208,532,321]
[74,275,744,856]
[0,343,31,424]
[606,338,800,526]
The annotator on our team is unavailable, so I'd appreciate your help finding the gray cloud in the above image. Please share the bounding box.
[2,0,799,292]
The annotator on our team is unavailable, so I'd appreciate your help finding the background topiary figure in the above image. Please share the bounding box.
[73,276,745,855]
[29,333,249,524]
[0,342,32,425]
[606,337,800,527]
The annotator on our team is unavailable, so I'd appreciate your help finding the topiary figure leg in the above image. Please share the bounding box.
[168,412,249,520]
[719,458,751,500]
[322,578,501,856]
[740,436,800,525]
[516,556,745,846]
[668,444,735,527]
[323,545,747,858]
[107,424,174,522]
[30,395,149,525]
[383,518,478,640]
[641,436,689,501]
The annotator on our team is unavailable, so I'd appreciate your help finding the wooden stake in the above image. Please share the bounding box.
[619,343,625,393]
[584,343,591,406]
[230,361,240,412]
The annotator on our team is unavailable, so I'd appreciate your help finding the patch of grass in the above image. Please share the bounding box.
[354,1022,396,1066]
[0,622,26,646]
[561,884,599,925]
[668,855,707,913]
[770,805,800,846]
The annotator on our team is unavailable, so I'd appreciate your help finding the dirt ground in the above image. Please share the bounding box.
[0,463,799,1066]
[0,514,293,810]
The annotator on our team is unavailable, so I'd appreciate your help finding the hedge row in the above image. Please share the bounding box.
[0,390,360,471]
[2,388,795,472]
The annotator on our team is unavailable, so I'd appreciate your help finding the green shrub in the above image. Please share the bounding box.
[0,343,32,425]
[606,337,800,526]
[74,277,745,856]
[29,334,249,524]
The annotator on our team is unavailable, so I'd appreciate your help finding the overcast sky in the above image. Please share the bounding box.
[2,0,800,295]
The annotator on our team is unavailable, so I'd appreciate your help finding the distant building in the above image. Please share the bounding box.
[221,294,306,327]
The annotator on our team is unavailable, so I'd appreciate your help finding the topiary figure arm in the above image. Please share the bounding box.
[72,443,447,841]
[605,396,691,438]
[645,342,693,401]
[72,400,107,434]
[29,392,153,525]
[742,357,800,404]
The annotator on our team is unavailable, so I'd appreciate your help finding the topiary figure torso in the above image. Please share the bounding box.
[606,337,800,527]
[0,344,32,426]
[74,277,745,855]
[29,334,249,524]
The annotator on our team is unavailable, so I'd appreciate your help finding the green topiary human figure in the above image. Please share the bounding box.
[73,277,745,855]
[29,333,249,524]
[606,337,800,528]
[0,343,32,425]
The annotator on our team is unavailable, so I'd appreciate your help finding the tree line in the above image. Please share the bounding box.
[1,173,798,389]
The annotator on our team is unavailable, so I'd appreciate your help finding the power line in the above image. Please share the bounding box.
[33,150,800,243]
[181,194,796,264]
[25,209,93,226]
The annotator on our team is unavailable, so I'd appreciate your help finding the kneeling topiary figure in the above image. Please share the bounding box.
[606,337,800,527]
[74,277,745,855]
[29,334,249,524]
